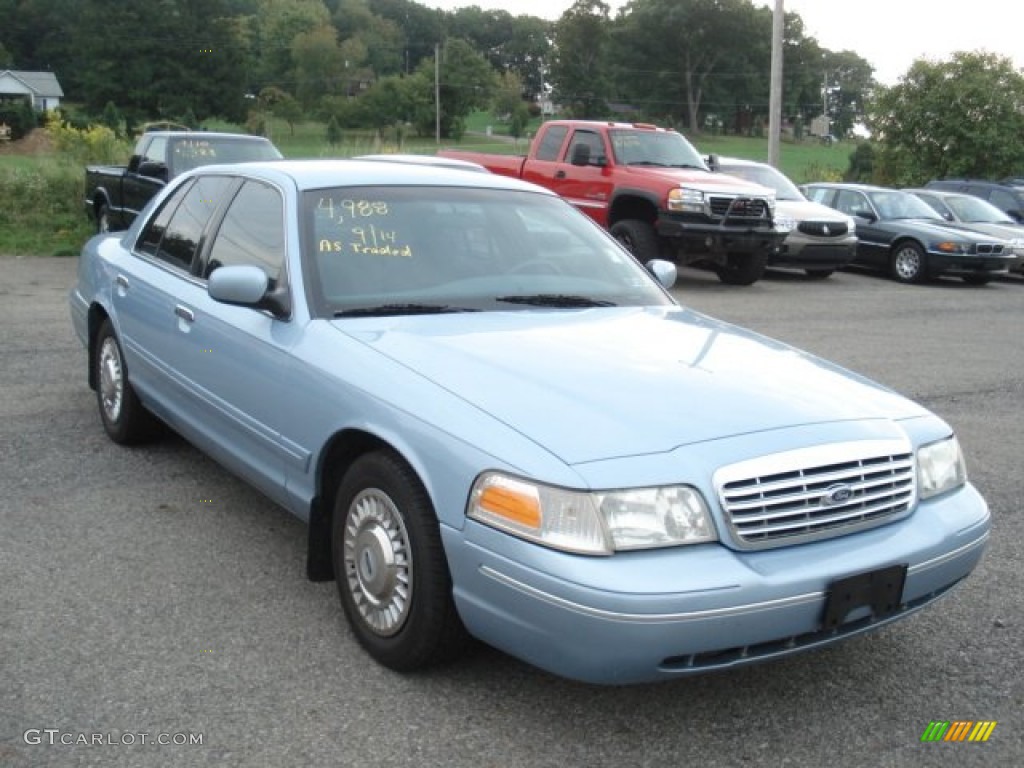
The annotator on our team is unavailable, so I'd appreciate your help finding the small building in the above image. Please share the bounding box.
[0,70,64,110]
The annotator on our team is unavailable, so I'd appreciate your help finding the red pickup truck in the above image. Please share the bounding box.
[439,120,786,284]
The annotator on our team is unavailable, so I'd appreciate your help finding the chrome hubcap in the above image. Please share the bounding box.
[343,489,412,637]
[98,337,124,423]
[894,248,920,280]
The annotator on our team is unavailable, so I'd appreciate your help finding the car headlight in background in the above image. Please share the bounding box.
[934,241,971,254]
[667,187,706,213]
[468,473,718,555]
[917,436,967,499]
[774,215,797,233]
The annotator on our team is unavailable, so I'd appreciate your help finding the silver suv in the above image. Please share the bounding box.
[709,156,857,278]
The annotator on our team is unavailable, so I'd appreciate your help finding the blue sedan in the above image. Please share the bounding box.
[70,160,990,684]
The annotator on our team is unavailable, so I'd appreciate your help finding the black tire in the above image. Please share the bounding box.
[609,219,660,263]
[332,451,469,672]
[716,252,766,286]
[962,273,992,285]
[890,242,928,283]
[97,202,111,234]
[805,269,834,279]
[94,319,158,444]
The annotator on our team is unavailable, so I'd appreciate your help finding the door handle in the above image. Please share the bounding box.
[115,274,129,289]
[554,170,566,179]
[174,305,195,323]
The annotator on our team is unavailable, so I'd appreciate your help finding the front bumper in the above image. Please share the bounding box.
[770,235,858,270]
[925,251,1015,277]
[655,214,787,257]
[445,483,990,684]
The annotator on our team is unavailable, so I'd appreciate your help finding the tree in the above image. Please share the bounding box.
[868,51,1024,185]
[549,0,613,118]
[408,38,497,140]
[291,23,349,108]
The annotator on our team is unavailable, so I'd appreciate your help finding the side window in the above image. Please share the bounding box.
[535,126,568,162]
[804,187,831,205]
[138,176,234,271]
[567,130,605,165]
[138,179,194,258]
[834,190,866,216]
[987,189,1017,213]
[205,180,286,282]
[143,136,167,164]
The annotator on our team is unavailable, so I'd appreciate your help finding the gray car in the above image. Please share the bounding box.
[905,188,1024,274]
[709,156,857,278]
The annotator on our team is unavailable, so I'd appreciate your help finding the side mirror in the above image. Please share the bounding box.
[852,208,877,223]
[570,143,591,166]
[707,153,720,171]
[208,264,290,317]
[1006,209,1023,223]
[942,212,954,221]
[645,259,677,289]
[137,160,168,182]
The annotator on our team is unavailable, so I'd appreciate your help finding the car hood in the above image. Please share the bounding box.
[954,221,1024,243]
[884,218,1005,242]
[776,198,850,223]
[332,307,925,465]
[620,167,776,198]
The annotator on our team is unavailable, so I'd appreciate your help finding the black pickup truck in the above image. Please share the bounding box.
[84,131,282,232]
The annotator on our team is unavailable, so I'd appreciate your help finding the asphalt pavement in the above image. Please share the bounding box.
[1,256,1021,767]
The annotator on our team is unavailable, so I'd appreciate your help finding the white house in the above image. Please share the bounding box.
[0,70,64,110]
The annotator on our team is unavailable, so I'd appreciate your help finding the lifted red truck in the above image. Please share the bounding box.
[439,120,787,285]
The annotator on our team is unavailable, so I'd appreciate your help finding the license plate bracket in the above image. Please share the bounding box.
[822,564,907,630]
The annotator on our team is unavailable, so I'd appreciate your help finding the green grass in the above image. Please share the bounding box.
[0,156,94,256]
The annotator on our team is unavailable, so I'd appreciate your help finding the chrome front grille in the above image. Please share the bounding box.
[975,243,1004,255]
[714,440,916,549]
[708,196,770,220]
[798,220,849,237]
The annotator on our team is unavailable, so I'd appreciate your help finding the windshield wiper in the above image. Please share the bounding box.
[495,294,617,308]
[334,303,479,317]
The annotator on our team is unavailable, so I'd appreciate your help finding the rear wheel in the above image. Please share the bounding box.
[609,219,659,263]
[890,242,927,283]
[96,203,111,234]
[94,319,159,443]
[332,451,470,672]
[716,252,766,285]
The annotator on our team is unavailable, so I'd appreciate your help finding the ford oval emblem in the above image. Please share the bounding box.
[821,483,853,507]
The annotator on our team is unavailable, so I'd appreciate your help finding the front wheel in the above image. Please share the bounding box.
[890,242,928,283]
[332,451,469,672]
[609,219,660,263]
[716,252,766,285]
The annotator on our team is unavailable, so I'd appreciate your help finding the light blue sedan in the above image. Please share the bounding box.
[70,159,990,684]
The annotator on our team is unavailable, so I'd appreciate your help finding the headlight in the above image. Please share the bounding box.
[934,241,970,254]
[667,187,706,213]
[774,215,797,233]
[917,436,966,499]
[468,473,717,555]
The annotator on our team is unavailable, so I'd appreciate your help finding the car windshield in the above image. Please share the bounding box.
[867,190,943,220]
[945,195,1015,223]
[168,137,282,174]
[303,186,674,317]
[609,130,708,169]
[719,163,803,201]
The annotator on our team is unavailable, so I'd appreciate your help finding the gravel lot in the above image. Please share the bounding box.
[2,256,1021,768]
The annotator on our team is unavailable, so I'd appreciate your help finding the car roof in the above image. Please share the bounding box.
[804,182,888,192]
[186,158,557,194]
[352,153,490,173]
[143,131,276,142]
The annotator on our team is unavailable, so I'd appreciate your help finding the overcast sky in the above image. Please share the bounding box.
[426,0,1024,86]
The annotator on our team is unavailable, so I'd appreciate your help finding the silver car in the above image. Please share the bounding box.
[710,156,857,278]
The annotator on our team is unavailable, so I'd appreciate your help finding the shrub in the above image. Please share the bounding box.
[46,117,130,165]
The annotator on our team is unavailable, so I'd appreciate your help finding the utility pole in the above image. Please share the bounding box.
[435,42,441,145]
[767,0,784,168]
